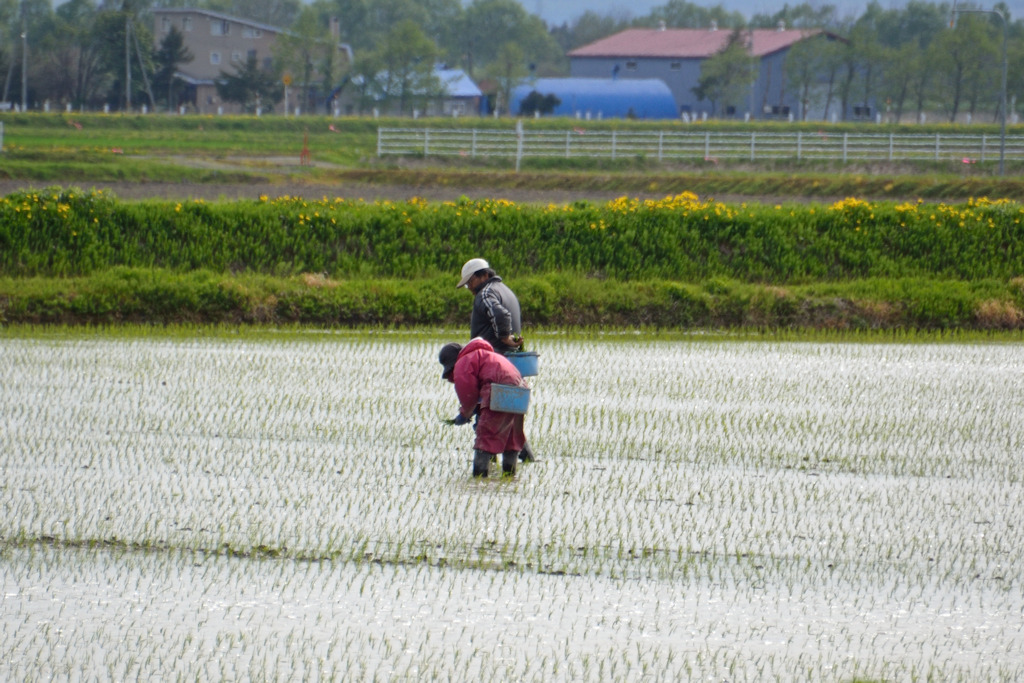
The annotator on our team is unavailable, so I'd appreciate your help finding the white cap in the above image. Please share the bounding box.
[457,258,489,288]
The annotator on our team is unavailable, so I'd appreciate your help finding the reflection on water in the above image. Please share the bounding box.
[3,544,1021,681]
[2,334,1023,679]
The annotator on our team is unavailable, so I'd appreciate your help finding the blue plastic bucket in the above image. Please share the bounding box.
[507,351,539,377]
[489,383,531,414]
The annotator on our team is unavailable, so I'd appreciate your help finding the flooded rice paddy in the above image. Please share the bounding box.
[2,332,1022,680]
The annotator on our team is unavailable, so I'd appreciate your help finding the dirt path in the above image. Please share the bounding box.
[0,178,829,206]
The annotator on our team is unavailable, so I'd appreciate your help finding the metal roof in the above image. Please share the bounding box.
[512,77,679,119]
[568,27,824,59]
[436,68,482,98]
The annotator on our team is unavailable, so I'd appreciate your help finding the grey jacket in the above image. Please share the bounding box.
[470,276,522,355]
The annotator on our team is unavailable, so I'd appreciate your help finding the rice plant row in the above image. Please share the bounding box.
[2,331,1022,679]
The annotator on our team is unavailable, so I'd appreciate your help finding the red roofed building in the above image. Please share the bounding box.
[569,25,851,121]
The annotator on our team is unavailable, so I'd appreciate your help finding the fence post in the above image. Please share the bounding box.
[424,129,430,156]
[797,131,802,160]
[658,131,664,162]
[705,131,710,159]
[935,133,940,161]
[611,130,617,160]
[566,131,571,158]
[843,132,848,163]
[889,132,894,161]
[515,120,523,173]
[377,128,383,156]
[981,133,986,162]
[750,132,756,161]
[472,129,477,157]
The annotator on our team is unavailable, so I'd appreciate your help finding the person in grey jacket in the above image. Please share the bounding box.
[457,258,523,355]
[456,257,536,462]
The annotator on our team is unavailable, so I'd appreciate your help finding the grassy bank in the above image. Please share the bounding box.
[5,112,1024,200]
[2,269,1022,331]
[3,189,1024,281]
[2,188,1022,331]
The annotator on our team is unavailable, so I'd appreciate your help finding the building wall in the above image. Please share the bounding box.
[750,50,793,119]
[570,41,872,121]
[153,9,356,116]
[155,11,279,81]
[570,56,705,117]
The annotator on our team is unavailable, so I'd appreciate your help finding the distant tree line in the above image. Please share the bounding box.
[0,0,1020,122]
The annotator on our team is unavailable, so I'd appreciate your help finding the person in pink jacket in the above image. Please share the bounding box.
[439,338,527,477]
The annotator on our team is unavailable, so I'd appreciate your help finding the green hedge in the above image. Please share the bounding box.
[2,268,1022,330]
[2,189,1024,283]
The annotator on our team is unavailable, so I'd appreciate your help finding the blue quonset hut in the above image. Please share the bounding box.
[511,77,678,120]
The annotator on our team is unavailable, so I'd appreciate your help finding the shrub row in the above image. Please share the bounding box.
[2,268,1022,330]
[2,189,1024,283]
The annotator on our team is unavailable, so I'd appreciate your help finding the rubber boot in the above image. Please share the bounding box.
[501,451,519,477]
[519,441,536,462]
[472,449,492,478]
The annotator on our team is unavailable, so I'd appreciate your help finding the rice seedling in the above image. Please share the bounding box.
[1,330,1022,680]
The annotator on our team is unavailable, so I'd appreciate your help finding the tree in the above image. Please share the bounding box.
[484,41,527,116]
[203,0,302,27]
[459,0,562,78]
[0,0,17,99]
[691,29,757,117]
[551,10,630,54]
[750,3,838,29]
[784,33,840,121]
[2,0,52,108]
[843,3,888,121]
[358,19,439,115]
[417,0,464,64]
[930,14,994,122]
[871,2,946,123]
[648,0,745,30]
[216,53,283,113]
[518,90,560,116]
[153,25,192,111]
[327,0,429,54]
[274,5,333,114]
[91,7,157,111]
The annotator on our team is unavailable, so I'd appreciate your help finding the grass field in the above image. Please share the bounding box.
[5,112,1024,202]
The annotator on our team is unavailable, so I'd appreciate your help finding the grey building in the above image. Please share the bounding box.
[569,25,853,121]
[152,9,353,115]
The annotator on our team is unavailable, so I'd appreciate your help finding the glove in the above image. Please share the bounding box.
[446,413,471,426]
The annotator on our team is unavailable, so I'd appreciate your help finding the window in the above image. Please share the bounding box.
[211,20,230,36]
[853,105,872,118]
[670,62,681,71]
[161,17,170,33]
[248,49,258,61]
[182,17,192,31]
[242,27,263,38]
[210,52,221,65]
[231,51,243,63]
[625,61,638,71]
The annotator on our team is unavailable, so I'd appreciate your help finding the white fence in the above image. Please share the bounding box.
[378,127,1024,165]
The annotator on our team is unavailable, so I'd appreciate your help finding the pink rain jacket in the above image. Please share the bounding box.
[450,337,527,454]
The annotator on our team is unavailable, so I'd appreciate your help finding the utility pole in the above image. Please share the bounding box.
[125,15,132,111]
[20,18,27,110]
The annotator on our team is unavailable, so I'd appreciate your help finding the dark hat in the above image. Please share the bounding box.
[438,342,462,379]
